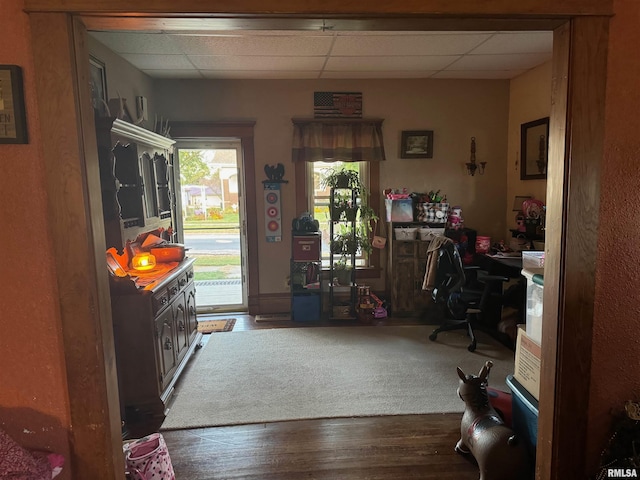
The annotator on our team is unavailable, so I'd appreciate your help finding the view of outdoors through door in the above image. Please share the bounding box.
[177,144,247,312]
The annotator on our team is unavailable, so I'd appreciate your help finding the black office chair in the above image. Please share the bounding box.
[428,241,508,352]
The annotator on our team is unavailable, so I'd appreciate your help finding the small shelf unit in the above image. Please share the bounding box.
[328,187,358,320]
[291,232,322,321]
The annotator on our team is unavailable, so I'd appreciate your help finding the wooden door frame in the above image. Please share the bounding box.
[25,3,611,479]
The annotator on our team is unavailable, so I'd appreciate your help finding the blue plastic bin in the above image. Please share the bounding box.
[506,374,538,463]
[292,295,321,322]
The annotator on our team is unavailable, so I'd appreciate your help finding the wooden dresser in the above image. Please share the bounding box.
[110,258,202,421]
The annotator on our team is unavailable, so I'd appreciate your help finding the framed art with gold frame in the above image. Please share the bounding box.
[0,65,28,144]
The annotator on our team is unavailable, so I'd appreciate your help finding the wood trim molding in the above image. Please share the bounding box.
[254,293,291,315]
[537,16,609,480]
[24,5,612,478]
[24,0,612,16]
[29,13,124,479]
[170,121,259,313]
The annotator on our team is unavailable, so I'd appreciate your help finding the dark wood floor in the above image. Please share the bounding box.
[134,314,481,479]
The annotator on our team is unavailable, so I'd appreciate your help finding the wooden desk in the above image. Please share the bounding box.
[474,253,523,278]
[474,254,526,349]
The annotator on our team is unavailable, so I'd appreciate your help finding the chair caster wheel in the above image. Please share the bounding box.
[467,344,476,352]
[429,333,437,341]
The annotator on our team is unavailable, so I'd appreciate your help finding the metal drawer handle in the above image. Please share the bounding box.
[164,338,172,350]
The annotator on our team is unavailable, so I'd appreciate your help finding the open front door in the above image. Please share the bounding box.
[175,141,248,312]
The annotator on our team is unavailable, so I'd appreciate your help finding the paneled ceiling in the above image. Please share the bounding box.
[89,30,553,80]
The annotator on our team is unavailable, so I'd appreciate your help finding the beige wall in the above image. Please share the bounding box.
[588,0,640,469]
[155,78,510,293]
[506,62,552,239]
[88,36,159,131]
[0,0,71,467]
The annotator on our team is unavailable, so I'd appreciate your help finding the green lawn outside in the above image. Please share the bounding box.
[194,271,228,281]
[192,254,241,266]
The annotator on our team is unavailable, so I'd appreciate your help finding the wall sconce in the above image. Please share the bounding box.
[465,137,487,176]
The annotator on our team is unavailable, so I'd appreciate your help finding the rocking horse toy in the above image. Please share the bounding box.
[456,361,531,480]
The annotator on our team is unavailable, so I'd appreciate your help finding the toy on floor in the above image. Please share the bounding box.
[456,361,530,480]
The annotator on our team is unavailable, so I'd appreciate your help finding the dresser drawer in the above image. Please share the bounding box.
[152,289,170,315]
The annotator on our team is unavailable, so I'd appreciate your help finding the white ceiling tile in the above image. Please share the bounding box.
[331,33,491,56]
[447,53,552,71]
[89,32,183,55]
[189,55,325,70]
[91,30,553,80]
[432,70,525,79]
[200,70,320,79]
[141,69,203,79]
[171,34,334,56]
[321,70,437,79]
[325,55,459,71]
[120,53,194,70]
[471,32,553,54]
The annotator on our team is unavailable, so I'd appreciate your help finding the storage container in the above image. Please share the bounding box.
[422,202,449,223]
[522,269,544,343]
[475,235,491,254]
[394,227,418,240]
[385,198,414,222]
[506,374,539,463]
[419,227,445,240]
[292,234,321,261]
[292,294,321,322]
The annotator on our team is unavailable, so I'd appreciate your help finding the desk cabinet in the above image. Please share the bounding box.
[387,224,431,316]
[111,258,202,421]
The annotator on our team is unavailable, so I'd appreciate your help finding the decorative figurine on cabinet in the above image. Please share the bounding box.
[456,361,531,480]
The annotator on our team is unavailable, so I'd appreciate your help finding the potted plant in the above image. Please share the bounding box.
[333,257,353,285]
[356,204,379,256]
[320,165,365,193]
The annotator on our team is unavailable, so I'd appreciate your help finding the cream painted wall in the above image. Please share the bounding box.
[155,78,510,293]
[88,37,159,130]
[506,62,552,239]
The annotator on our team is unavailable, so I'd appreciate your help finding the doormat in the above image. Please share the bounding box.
[255,313,291,322]
[197,318,236,333]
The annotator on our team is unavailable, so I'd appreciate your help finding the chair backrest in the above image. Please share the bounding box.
[431,241,466,304]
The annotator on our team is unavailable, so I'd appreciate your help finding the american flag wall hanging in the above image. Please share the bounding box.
[313,92,362,118]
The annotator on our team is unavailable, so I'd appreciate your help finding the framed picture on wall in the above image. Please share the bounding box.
[520,117,549,180]
[89,55,108,116]
[400,130,433,158]
[0,65,28,144]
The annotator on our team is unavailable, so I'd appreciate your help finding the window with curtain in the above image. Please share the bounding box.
[292,119,385,272]
[292,119,386,163]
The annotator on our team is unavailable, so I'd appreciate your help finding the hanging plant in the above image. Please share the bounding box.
[320,166,365,193]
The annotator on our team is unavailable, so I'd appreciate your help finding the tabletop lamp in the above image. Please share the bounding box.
[131,252,157,271]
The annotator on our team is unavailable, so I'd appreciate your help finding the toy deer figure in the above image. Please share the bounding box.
[456,361,531,480]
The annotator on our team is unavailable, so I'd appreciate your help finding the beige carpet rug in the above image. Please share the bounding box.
[161,326,514,430]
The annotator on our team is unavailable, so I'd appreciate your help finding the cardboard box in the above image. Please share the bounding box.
[514,325,541,400]
[522,251,545,273]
